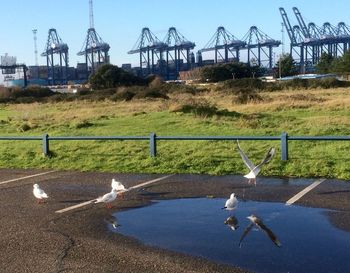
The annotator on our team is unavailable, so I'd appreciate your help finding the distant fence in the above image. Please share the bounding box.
[0,132,349,161]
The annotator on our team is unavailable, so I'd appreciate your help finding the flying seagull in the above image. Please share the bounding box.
[239,214,281,248]
[224,216,239,231]
[222,193,238,212]
[94,189,117,209]
[237,140,275,186]
[33,184,49,203]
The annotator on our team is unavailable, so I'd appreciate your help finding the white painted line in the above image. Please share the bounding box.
[0,170,57,186]
[286,178,326,206]
[55,174,175,214]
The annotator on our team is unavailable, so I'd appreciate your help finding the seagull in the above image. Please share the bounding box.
[111,179,125,191]
[94,189,117,209]
[33,184,49,203]
[224,216,239,231]
[111,179,126,198]
[104,214,121,229]
[222,193,238,211]
[239,214,281,248]
[237,140,275,186]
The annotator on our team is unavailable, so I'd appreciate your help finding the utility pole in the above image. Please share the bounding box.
[281,22,285,55]
[32,29,38,66]
[279,55,282,79]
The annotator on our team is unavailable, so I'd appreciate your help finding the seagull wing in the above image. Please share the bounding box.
[239,223,254,248]
[237,140,255,171]
[95,191,116,203]
[258,147,276,167]
[34,188,48,198]
[256,219,282,247]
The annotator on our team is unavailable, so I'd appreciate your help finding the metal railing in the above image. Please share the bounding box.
[0,132,349,161]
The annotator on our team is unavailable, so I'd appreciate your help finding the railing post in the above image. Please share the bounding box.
[150,132,157,157]
[281,132,288,161]
[42,134,50,157]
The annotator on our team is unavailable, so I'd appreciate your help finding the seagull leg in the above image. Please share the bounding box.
[106,203,113,209]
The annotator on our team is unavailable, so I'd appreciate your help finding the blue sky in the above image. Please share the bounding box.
[0,0,349,67]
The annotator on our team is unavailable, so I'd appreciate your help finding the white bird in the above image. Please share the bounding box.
[111,179,126,198]
[33,184,49,203]
[222,193,238,211]
[95,189,117,209]
[111,179,126,191]
[239,214,281,248]
[237,140,275,186]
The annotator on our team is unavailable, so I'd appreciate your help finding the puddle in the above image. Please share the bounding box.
[111,198,350,273]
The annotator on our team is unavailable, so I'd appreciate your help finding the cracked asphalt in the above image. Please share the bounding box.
[0,169,349,273]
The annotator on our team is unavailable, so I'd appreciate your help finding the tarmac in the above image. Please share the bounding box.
[0,169,349,273]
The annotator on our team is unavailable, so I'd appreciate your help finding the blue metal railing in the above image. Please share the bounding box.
[0,132,349,161]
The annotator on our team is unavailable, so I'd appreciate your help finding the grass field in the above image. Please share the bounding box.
[0,86,349,179]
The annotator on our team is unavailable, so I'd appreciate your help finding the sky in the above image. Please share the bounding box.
[0,0,349,68]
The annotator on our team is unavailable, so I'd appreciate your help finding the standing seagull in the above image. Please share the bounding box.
[237,140,275,186]
[33,184,49,203]
[94,189,117,209]
[239,214,281,248]
[222,193,238,212]
[111,179,126,198]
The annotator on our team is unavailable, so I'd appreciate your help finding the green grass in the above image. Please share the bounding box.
[0,87,349,179]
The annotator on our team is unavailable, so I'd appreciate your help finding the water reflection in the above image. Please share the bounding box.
[113,198,350,273]
[104,214,121,229]
[239,214,281,248]
[224,216,239,231]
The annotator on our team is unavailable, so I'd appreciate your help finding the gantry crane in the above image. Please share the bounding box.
[201,26,245,63]
[242,26,281,69]
[128,27,167,77]
[77,0,110,76]
[41,28,69,85]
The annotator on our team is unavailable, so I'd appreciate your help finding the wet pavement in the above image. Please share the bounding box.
[0,169,349,273]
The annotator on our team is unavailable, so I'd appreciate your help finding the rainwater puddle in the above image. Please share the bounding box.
[111,198,350,273]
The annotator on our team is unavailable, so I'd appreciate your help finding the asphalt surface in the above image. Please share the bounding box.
[0,169,349,273]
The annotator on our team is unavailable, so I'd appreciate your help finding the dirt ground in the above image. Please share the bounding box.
[0,169,349,273]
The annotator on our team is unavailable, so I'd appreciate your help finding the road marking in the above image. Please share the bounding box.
[286,178,326,206]
[0,170,57,185]
[55,174,175,214]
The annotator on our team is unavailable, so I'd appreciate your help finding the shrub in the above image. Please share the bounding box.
[133,88,169,100]
[72,120,94,129]
[233,88,263,104]
[111,89,135,101]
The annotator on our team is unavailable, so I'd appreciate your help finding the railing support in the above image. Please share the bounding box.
[281,132,288,161]
[42,134,50,157]
[150,132,157,157]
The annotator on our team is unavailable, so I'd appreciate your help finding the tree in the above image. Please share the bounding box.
[200,62,263,82]
[89,64,145,90]
[330,49,350,74]
[316,53,334,74]
[275,54,298,78]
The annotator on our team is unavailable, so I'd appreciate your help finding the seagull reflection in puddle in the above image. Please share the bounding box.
[239,214,281,248]
[104,214,121,229]
[224,216,239,231]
